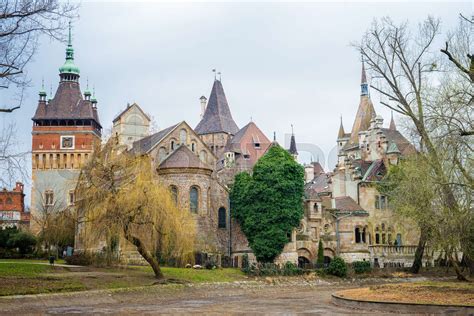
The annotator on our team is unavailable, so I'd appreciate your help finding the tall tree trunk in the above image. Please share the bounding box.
[410,227,427,274]
[451,255,468,281]
[124,230,164,279]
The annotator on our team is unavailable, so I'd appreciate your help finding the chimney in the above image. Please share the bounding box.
[15,182,24,192]
[200,96,207,120]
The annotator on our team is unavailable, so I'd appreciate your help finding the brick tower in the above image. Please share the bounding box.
[30,23,101,233]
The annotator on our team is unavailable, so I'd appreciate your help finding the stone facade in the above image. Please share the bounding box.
[294,62,423,268]
[112,103,150,150]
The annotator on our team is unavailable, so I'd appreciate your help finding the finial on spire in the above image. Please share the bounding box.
[212,69,216,80]
[68,21,72,46]
[218,72,222,81]
[291,124,294,135]
[361,56,369,96]
[273,131,276,142]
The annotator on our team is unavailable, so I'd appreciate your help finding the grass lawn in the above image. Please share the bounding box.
[0,260,246,296]
[336,281,474,306]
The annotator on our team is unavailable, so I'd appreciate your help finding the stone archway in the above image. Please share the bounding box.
[323,248,335,267]
[297,248,312,268]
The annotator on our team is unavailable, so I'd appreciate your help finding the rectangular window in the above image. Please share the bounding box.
[45,190,54,206]
[68,191,75,206]
[375,195,380,209]
[380,195,386,209]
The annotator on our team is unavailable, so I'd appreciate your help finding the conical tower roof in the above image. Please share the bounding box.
[195,79,239,135]
[345,61,375,148]
[337,116,346,139]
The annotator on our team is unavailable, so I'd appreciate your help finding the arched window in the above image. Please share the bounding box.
[190,186,199,213]
[199,150,207,163]
[170,140,175,151]
[180,129,187,144]
[191,143,195,152]
[170,185,178,205]
[158,147,166,162]
[218,207,226,228]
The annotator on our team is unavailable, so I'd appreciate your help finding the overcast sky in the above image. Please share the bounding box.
[0,1,470,200]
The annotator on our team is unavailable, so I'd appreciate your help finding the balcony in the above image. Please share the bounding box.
[368,245,418,256]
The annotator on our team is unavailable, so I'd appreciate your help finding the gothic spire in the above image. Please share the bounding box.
[338,115,345,139]
[289,125,298,156]
[389,111,397,130]
[345,60,376,148]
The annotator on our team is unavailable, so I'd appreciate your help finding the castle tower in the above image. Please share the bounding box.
[30,23,102,233]
[195,79,239,157]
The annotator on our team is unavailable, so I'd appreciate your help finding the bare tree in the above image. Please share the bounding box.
[32,183,75,256]
[356,16,471,280]
[0,0,78,113]
[0,123,29,187]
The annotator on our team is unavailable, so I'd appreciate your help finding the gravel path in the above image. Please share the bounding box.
[0,281,423,315]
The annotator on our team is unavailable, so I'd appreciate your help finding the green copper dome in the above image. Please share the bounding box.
[59,22,80,76]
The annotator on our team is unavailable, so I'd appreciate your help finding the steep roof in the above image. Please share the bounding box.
[381,128,416,156]
[195,79,239,135]
[289,134,298,155]
[335,196,365,212]
[362,159,386,181]
[159,145,212,170]
[305,173,330,199]
[113,103,150,123]
[32,82,101,127]
[131,123,178,154]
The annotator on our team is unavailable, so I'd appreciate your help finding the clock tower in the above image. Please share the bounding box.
[30,23,102,233]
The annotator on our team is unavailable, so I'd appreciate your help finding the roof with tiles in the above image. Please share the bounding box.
[113,103,150,123]
[335,196,366,212]
[195,79,239,135]
[158,145,212,170]
[305,173,331,199]
[131,123,178,154]
[32,82,101,126]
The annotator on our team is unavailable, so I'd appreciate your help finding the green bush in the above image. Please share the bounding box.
[7,231,36,254]
[352,260,372,274]
[327,256,347,277]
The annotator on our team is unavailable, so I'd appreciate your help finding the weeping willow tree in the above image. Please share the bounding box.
[76,138,196,279]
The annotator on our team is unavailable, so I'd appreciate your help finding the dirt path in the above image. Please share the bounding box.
[0,282,422,315]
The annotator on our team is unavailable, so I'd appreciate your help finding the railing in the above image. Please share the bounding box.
[368,245,418,256]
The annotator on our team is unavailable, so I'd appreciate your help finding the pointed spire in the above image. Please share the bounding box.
[289,124,298,156]
[338,115,345,139]
[345,59,376,147]
[195,78,239,135]
[361,59,369,96]
[273,131,276,142]
[59,21,80,79]
[389,111,397,130]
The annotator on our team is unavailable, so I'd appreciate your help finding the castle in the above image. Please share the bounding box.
[30,26,425,268]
